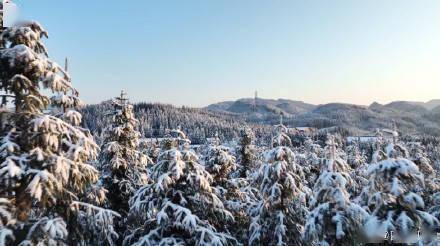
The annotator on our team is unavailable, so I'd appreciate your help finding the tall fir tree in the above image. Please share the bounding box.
[296,137,323,186]
[204,132,259,243]
[249,124,308,245]
[346,144,367,169]
[204,132,236,185]
[317,135,357,195]
[126,128,237,245]
[235,128,257,178]
[407,142,439,203]
[98,91,150,235]
[303,135,368,245]
[0,18,118,245]
[371,129,387,163]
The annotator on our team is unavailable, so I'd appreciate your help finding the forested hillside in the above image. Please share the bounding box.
[81,101,273,145]
[82,97,440,148]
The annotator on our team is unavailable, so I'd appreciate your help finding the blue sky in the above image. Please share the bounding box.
[15,0,440,106]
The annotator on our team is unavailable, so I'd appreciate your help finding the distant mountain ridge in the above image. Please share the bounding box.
[376,100,440,111]
[205,97,440,136]
[206,98,440,114]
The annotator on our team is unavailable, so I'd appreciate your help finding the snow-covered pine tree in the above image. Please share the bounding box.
[0,5,15,246]
[249,123,308,245]
[204,132,259,243]
[429,192,440,221]
[371,129,387,163]
[346,144,367,169]
[303,135,368,245]
[351,130,388,193]
[126,128,237,245]
[319,135,359,196]
[0,20,118,245]
[384,126,409,159]
[0,197,14,245]
[139,137,160,164]
[296,137,322,185]
[319,135,351,173]
[204,132,236,185]
[408,142,435,177]
[360,154,439,243]
[407,142,439,202]
[427,143,440,173]
[236,128,257,178]
[98,91,150,235]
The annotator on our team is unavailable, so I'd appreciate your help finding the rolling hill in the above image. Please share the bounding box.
[206,98,315,116]
[206,98,440,136]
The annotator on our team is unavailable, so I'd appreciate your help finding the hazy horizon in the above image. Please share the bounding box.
[16,0,440,107]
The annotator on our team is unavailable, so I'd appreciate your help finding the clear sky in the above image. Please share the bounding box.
[15,0,440,107]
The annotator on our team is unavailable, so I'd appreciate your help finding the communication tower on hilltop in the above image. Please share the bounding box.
[253,90,258,112]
